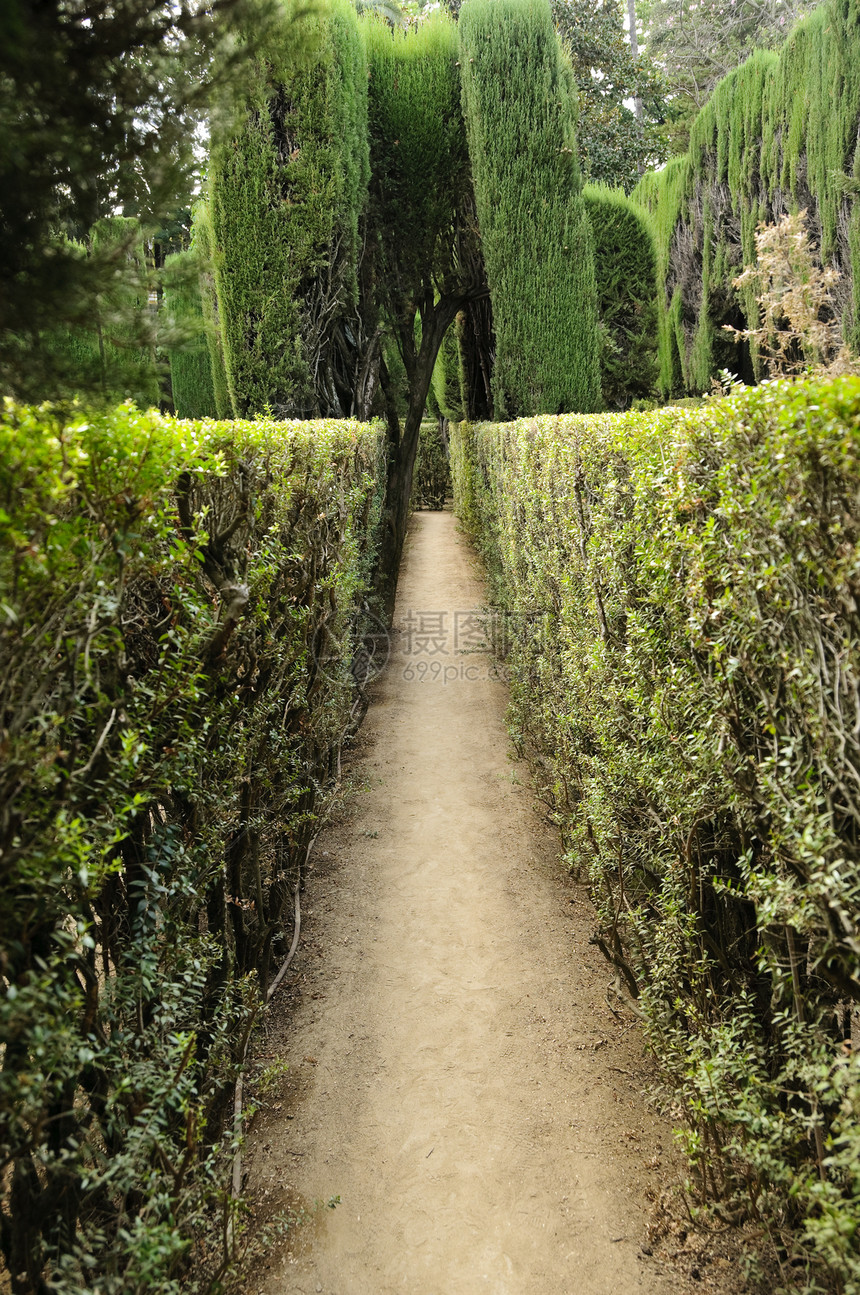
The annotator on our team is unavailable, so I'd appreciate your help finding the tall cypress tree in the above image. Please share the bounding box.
[459,0,601,416]
[208,0,370,417]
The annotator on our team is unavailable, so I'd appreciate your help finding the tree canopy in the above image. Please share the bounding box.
[552,0,669,191]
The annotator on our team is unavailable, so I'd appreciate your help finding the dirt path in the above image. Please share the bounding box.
[247,512,727,1295]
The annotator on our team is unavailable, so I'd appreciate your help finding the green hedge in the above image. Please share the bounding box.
[582,183,658,407]
[189,199,231,421]
[458,0,601,417]
[430,317,466,424]
[0,401,384,1292]
[362,11,468,312]
[452,377,860,1284]
[633,0,860,396]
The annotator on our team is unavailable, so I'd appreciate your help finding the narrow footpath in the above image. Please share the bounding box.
[247,511,731,1295]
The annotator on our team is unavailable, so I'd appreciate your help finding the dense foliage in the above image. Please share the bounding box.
[0,0,273,402]
[452,378,860,1286]
[583,184,658,406]
[429,318,467,425]
[633,0,860,397]
[0,401,384,1293]
[162,249,219,420]
[189,201,232,421]
[458,0,600,418]
[410,420,451,509]
[45,217,161,410]
[209,0,370,418]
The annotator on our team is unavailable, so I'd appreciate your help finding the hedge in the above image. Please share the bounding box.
[410,419,451,510]
[429,317,466,425]
[633,0,860,397]
[458,0,601,417]
[582,183,658,407]
[189,200,231,421]
[452,377,860,1285]
[0,401,384,1293]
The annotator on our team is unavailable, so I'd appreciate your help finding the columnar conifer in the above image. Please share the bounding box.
[634,0,860,395]
[458,0,601,416]
[208,0,369,417]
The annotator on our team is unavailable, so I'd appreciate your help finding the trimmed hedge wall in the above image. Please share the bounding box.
[633,0,860,397]
[190,199,231,421]
[458,0,601,417]
[430,317,466,424]
[452,378,860,1284]
[583,183,658,407]
[362,11,468,312]
[0,402,384,1292]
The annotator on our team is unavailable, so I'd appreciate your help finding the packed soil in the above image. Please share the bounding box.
[244,511,741,1295]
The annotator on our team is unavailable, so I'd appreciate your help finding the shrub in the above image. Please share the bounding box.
[727,208,855,377]
[0,400,384,1293]
[458,0,601,417]
[452,377,860,1284]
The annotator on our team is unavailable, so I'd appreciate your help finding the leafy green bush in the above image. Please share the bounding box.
[452,377,860,1285]
[0,400,384,1293]
[583,183,658,407]
[458,0,601,417]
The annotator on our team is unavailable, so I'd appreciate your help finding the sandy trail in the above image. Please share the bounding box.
[248,511,704,1295]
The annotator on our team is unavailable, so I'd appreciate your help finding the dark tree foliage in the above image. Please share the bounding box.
[551,0,668,192]
[0,0,267,400]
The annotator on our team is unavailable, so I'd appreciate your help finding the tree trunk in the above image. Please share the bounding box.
[627,0,644,123]
[375,294,466,620]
